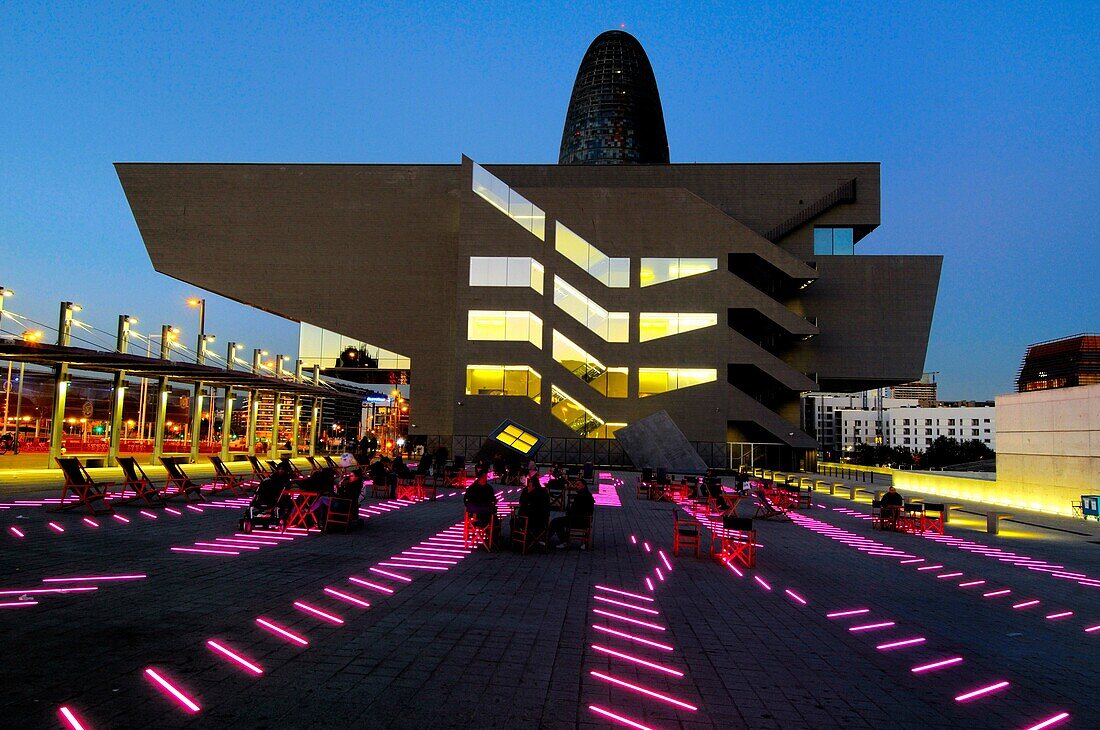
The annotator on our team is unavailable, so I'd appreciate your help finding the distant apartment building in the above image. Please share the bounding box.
[1016,333,1100,392]
[890,374,938,407]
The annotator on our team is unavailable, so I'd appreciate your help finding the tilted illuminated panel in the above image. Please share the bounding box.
[469,257,545,294]
[489,420,545,457]
[555,222,629,288]
[638,368,717,397]
[552,330,627,397]
[467,310,543,349]
[471,162,545,240]
[639,258,717,287]
[638,313,718,342]
[465,365,542,403]
[553,276,629,343]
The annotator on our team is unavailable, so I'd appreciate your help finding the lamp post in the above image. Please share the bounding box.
[1,287,14,436]
[48,301,81,464]
[247,348,267,457]
[14,329,42,447]
[220,341,242,460]
[151,324,178,464]
[107,314,138,466]
[187,297,207,462]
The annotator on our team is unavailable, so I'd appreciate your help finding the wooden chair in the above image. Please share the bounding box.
[370,476,390,499]
[324,496,355,533]
[115,456,166,507]
[921,503,946,535]
[208,455,250,497]
[902,503,925,533]
[48,457,115,516]
[871,499,884,530]
[160,457,205,503]
[510,508,548,555]
[464,511,494,550]
[567,514,593,551]
[635,478,652,500]
[395,476,420,501]
[753,488,789,521]
[672,512,701,557]
[248,455,270,482]
[714,515,757,568]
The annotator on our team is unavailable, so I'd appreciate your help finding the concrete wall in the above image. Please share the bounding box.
[993,384,1100,513]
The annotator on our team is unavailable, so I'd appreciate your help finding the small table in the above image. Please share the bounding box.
[283,490,322,531]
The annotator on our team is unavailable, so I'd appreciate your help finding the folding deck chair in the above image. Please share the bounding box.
[48,457,116,516]
[115,456,167,507]
[280,456,306,478]
[248,455,271,482]
[713,515,757,568]
[208,456,251,497]
[306,456,324,472]
[160,457,205,502]
[752,487,790,521]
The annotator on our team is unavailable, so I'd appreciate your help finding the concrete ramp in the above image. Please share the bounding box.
[615,411,707,473]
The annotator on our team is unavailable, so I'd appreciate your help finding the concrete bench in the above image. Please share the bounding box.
[814,480,828,492]
[830,482,844,495]
[847,485,860,500]
[943,503,964,523]
[986,511,1013,535]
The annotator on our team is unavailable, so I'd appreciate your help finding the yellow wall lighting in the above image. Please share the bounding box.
[639,313,718,342]
[638,368,718,397]
[889,470,1079,518]
[555,222,629,288]
[552,330,628,397]
[639,258,718,287]
[552,276,629,343]
[467,310,543,349]
[465,365,542,403]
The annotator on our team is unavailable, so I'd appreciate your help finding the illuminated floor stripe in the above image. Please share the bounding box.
[57,706,88,730]
[144,667,201,713]
[255,617,308,645]
[954,680,1009,702]
[587,704,656,730]
[589,670,698,711]
[207,640,263,675]
[1022,711,1071,730]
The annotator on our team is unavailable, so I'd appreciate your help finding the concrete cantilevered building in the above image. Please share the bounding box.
[117,32,941,470]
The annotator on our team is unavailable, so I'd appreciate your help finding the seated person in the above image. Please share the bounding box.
[515,472,551,547]
[337,467,366,502]
[392,455,413,479]
[704,469,729,510]
[881,486,904,529]
[249,467,293,526]
[463,472,497,528]
[547,479,595,550]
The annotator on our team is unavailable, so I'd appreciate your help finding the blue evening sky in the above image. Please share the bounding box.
[1,1,1096,400]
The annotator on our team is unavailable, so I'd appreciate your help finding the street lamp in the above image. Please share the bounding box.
[1,287,15,436]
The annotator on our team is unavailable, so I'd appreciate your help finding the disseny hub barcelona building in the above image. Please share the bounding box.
[117,30,941,471]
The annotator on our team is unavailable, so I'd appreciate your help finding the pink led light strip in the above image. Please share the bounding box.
[0,600,39,608]
[256,617,308,645]
[590,624,674,651]
[1022,712,1071,730]
[324,587,371,608]
[595,584,654,602]
[57,706,87,730]
[207,640,263,675]
[911,656,963,673]
[590,644,683,677]
[144,667,201,713]
[43,574,146,583]
[591,608,666,631]
[349,577,394,594]
[588,705,656,730]
[294,600,344,624]
[589,670,698,711]
[954,680,1009,702]
[592,595,660,615]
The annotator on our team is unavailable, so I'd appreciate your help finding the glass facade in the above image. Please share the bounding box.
[469,256,544,294]
[466,310,543,349]
[549,384,626,439]
[639,257,717,287]
[559,30,670,165]
[465,365,542,403]
[553,276,629,342]
[552,330,628,397]
[298,322,410,369]
[638,368,717,397]
[638,312,718,342]
[555,222,629,288]
[471,163,546,240]
[813,228,855,256]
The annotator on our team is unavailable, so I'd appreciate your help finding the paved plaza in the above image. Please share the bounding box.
[1,468,1096,729]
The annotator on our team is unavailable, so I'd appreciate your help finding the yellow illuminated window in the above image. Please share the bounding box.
[555,222,629,288]
[491,421,543,456]
[465,365,542,403]
[467,311,542,349]
[471,163,545,240]
[552,330,628,397]
[549,385,626,439]
[638,368,718,397]
[639,313,718,342]
[469,257,544,294]
[639,258,718,287]
[553,276,629,343]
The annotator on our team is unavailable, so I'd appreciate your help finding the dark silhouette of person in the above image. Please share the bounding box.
[548,480,595,549]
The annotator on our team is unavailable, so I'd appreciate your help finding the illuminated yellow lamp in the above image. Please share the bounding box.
[67,418,77,424]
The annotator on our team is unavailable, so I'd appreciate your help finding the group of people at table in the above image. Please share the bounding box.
[248,459,595,548]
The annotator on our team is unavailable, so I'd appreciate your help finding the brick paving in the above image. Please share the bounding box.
[0,471,1095,729]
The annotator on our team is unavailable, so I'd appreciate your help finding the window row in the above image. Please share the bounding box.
[639,312,718,342]
[639,257,718,287]
[471,163,546,240]
[555,222,629,288]
[638,368,718,397]
[552,331,628,398]
[466,311,542,349]
[469,257,545,294]
[464,365,541,403]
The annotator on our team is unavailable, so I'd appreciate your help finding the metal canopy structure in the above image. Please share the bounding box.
[0,339,356,400]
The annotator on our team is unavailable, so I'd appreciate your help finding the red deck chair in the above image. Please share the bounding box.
[714,515,757,568]
[208,456,251,497]
[753,487,789,521]
[921,503,946,535]
[672,512,702,557]
[395,476,420,501]
[48,457,116,516]
[115,456,166,507]
[248,455,271,482]
[160,457,205,503]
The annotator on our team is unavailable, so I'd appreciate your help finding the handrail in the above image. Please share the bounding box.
[764,178,857,242]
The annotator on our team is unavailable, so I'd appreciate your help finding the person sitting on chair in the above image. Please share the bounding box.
[516,472,551,549]
[881,486,905,530]
[704,469,729,510]
[463,472,497,528]
[548,479,595,550]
